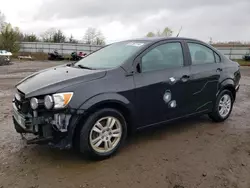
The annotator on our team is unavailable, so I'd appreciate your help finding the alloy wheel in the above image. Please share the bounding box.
[89,116,122,153]
[218,94,232,118]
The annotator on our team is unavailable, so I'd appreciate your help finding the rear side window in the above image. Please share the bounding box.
[214,52,221,63]
[141,42,184,72]
[187,43,216,65]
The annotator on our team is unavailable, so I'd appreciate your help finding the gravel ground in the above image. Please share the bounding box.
[0,61,250,188]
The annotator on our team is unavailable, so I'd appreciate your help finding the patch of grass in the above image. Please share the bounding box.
[12,52,71,61]
[232,59,250,66]
[12,52,48,61]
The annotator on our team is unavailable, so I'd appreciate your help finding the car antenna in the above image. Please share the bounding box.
[176,26,183,37]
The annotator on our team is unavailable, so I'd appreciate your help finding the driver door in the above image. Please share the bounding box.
[133,40,191,128]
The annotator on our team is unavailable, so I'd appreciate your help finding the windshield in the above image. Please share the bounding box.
[74,41,148,69]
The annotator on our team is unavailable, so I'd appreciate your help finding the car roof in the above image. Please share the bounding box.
[127,37,204,43]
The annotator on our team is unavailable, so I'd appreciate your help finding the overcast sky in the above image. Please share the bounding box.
[1,0,250,43]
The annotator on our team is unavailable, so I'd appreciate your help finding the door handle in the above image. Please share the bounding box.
[181,75,190,82]
[217,68,223,72]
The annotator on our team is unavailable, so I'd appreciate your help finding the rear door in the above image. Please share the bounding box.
[185,41,223,113]
[133,40,191,128]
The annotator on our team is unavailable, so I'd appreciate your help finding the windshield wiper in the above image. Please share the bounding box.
[77,64,95,70]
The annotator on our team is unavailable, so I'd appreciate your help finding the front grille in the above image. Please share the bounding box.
[14,90,31,114]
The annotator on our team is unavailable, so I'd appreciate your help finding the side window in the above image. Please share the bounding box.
[141,42,184,72]
[187,43,216,65]
[214,52,221,63]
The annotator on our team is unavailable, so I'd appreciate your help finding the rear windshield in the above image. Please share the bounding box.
[74,41,148,69]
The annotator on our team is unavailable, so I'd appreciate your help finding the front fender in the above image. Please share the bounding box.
[60,93,135,149]
[78,92,134,112]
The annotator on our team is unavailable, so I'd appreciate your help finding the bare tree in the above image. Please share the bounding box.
[68,34,78,43]
[20,33,40,42]
[83,28,105,45]
[41,29,66,43]
[84,28,95,44]
[41,28,56,42]
[95,36,106,45]
[93,31,105,45]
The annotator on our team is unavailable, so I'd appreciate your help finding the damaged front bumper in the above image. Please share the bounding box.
[235,84,240,92]
[12,102,80,149]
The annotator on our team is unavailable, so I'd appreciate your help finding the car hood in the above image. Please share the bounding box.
[17,65,106,98]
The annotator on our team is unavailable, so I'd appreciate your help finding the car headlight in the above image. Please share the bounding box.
[44,95,54,110]
[52,92,73,109]
[30,97,39,110]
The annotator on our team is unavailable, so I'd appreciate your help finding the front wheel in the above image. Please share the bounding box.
[209,89,234,122]
[79,108,127,160]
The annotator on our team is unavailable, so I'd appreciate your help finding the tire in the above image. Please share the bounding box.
[79,108,127,160]
[209,89,234,122]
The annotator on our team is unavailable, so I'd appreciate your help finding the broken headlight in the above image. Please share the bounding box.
[44,92,73,110]
[30,97,39,110]
[44,95,54,109]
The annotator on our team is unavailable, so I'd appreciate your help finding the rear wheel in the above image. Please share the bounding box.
[209,89,234,122]
[79,108,127,160]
